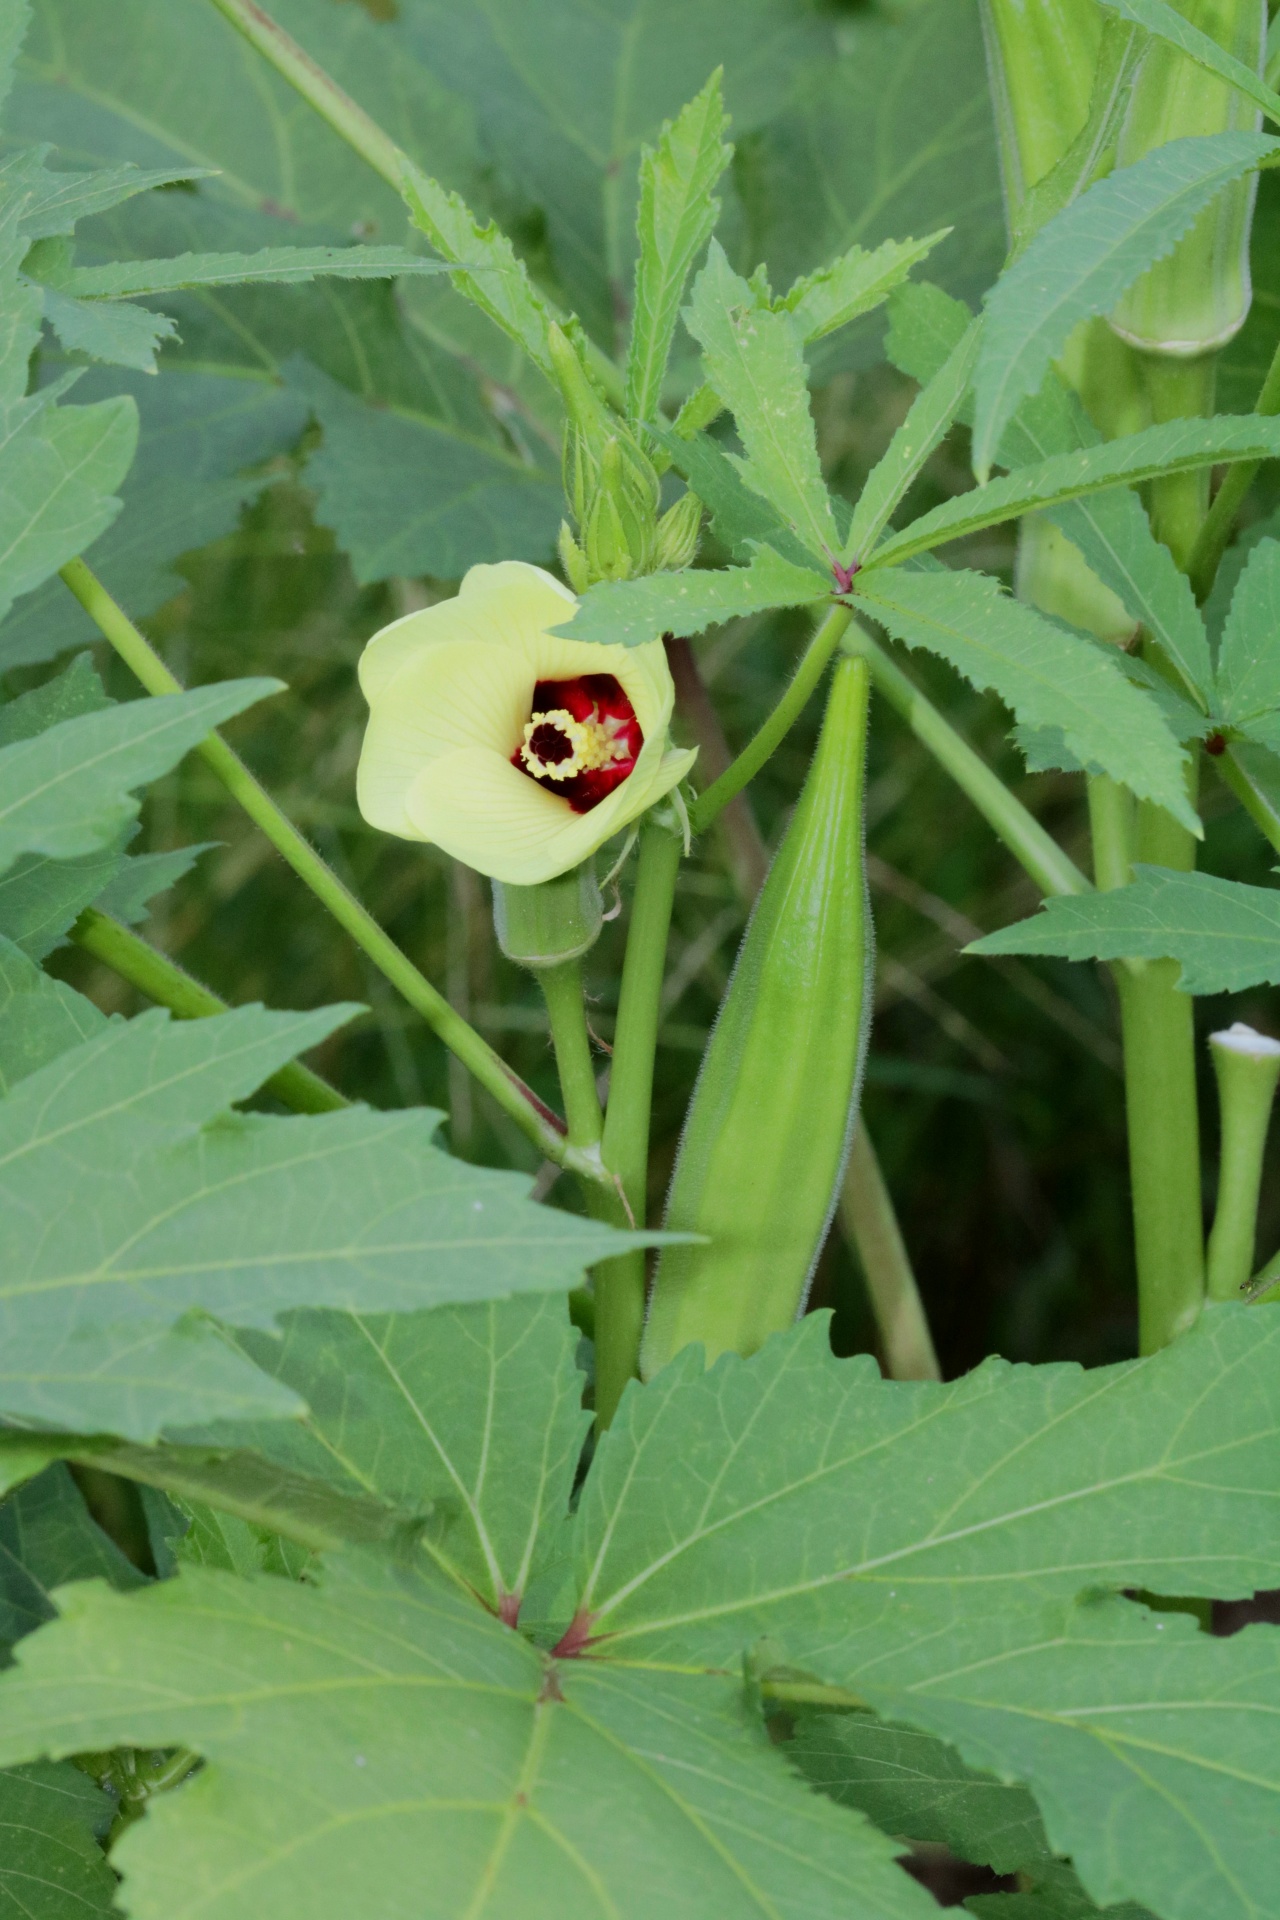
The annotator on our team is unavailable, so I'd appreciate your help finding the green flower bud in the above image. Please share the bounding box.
[654,489,703,572]
[557,520,591,595]
[980,0,1104,228]
[547,320,663,587]
[1109,0,1266,356]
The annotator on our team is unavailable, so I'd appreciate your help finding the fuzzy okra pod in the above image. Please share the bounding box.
[641,654,873,1376]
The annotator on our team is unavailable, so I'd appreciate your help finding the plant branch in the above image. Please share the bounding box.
[203,0,624,408]
[539,961,605,1151]
[688,603,849,834]
[71,906,347,1115]
[592,821,684,1429]
[1189,327,1280,603]
[839,1127,941,1381]
[58,557,585,1175]
[844,622,1092,900]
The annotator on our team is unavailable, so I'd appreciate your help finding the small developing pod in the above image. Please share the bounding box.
[1109,0,1267,357]
[641,653,873,1377]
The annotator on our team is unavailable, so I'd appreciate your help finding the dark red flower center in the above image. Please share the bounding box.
[512,673,643,814]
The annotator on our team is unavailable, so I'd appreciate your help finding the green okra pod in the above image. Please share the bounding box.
[641,653,874,1376]
[1110,0,1267,356]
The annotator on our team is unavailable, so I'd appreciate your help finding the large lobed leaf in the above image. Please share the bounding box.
[0,998,653,1439]
[0,1760,116,1920]
[563,546,830,647]
[4,1309,1280,1917]
[0,1552,937,1920]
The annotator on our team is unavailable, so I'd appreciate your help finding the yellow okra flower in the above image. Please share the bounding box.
[355,561,696,886]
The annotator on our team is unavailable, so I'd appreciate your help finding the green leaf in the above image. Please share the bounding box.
[285,356,561,582]
[648,423,814,567]
[971,133,1280,477]
[743,0,1004,376]
[39,286,175,373]
[781,232,949,347]
[626,72,733,426]
[0,679,277,876]
[843,318,981,565]
[969,865,1280,992]
[0,1465,144,1650]
[969,1856,1155,1920]
[0,1003,651,1439]
[13,0,477,241]
[560,1308,1280,1919]
[0,391,138,619]
[884,280,971,387]
[71,1437,408,1562]
[0,939,106,1091]
[1213,536,1280,742]
[791,1715,1051,1875]
[685,242,840,563]
[0,651,108,742]
[401,0,826,350]
[0,1761,117,1920]
[0,1552,937,1920]
[209,1296,590,1617]
[46,244,458,300]
[15,164,215,243]
[872,413,1280,571]
[1095,0,1280,128]
[562,547,830,647]
[569,1308,1280,1660]
[859,1594,1280,1920]
[851,568,1197,830]
[0,368,308,671]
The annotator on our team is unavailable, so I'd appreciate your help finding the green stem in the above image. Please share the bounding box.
[689,604,849,834]
[203,0,624,410]
[1086,775,1135,893]
[1189,327,1280,603]
[59,558,583,1176]
[538,961,604,1151]
[838,1127,941,1381]
[844,622,1092,900]
[1113,353,1212,1353]
[71,906,347,1115]
[593,822,683,1429]
[1217,744,1280,851]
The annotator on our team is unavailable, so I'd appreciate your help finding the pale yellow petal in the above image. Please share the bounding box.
[356,642,532,837]
[358,563,576,703]
[405,748,622,884]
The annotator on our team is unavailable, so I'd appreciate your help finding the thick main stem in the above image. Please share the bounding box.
[1110,354,1214,1352]
[59,558,579,1174]
[592,822,684,1429]
[538,961,604,1152]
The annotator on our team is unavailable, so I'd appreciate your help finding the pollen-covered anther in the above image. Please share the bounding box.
[520,706,632,782]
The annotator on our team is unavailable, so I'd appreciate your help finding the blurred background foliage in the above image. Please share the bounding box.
[12,0,1280,1379]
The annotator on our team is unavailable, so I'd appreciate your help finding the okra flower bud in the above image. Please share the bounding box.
[1109,0,1266,356]
[355,561,696,885]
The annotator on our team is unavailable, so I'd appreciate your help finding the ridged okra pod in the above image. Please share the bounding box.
[979,0,1104,226]
[641,655,873,1376]
[1110,0,1267,356]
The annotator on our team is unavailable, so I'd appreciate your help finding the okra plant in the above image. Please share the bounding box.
[6,0,1280,1915]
